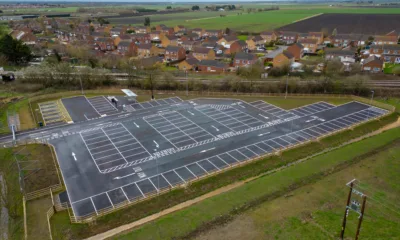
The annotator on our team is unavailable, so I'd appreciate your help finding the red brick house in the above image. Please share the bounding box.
[181,41,200,51]
[273,51,294,68]
[233,52,258,68]
[132,33,151,44]
[297,38,318,53]
[165,45,186,61]
[362,56,383,73]
[197,60,228,73]
[204,29,223,38]
[280,32,298,45]
[192,47,216,61]
[95,37,115,51]
[229,40,247,54]
[286,43,304,61]
[117,41,138,56]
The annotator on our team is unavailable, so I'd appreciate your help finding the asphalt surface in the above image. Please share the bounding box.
[62,96,100,122]
[0,97,388,218]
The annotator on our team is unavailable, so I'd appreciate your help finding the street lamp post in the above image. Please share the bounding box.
[285,73,289,99]
[79,77,84,95]
[184,68,188,97]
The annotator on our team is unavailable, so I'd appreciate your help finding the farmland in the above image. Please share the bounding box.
[277,13,400,35]
[107,6,400,32]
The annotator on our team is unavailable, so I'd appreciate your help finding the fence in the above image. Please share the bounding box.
[23,196,28,240]
[25,184,64,201]
[46,207,55,240]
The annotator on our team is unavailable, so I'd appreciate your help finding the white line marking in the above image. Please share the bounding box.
[120,187,130,203]
[72,152,77,161]
[90,197,99,215]
[148,178,159,192]
[258,132,270,137]
[153,140,159,148]
[161,174,173,187]
[114,172,136,180]
[106,192,115,208]
[135,182,146,198]
[173,170,186,183]
[200,147,216,153]
[134,122,140,128]
[188,111,195,116]
[211,125,219,132]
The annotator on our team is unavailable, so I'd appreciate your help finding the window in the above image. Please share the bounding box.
[395,57,400,63]
[373,67,380,72]
[384,56,391,62]
[384,50,389,54]
[207,67,211,71]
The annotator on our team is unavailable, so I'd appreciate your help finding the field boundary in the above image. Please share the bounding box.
[292,13,323,23]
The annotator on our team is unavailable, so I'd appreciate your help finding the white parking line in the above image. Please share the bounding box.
[101,128,128,163]
[196,162,208,174]
[90,197,99,215]
[135,182,146,198]
[120,187,130,203]
[162,174,173,187]
[207,159,220,170]
[173,169,186,183]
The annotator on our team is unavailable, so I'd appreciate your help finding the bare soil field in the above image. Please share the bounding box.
[277,13,400,35]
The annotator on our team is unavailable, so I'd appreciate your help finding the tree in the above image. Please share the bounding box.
[317,50,325,57]
[332,28,337,36]
[0,35,32,64]
[96,17,109,26]
[144,17,151,27]
[166,6,172,9]
[192,5,200,11]
[225,27,231,35]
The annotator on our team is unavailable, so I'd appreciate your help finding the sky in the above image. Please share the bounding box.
[1,0,284,2]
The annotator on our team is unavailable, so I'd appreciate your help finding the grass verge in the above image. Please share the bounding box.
[115,126,400,240]
[49,112,399,239]
[0,144,57,240]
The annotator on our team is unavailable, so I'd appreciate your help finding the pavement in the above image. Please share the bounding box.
[0,97,388,218]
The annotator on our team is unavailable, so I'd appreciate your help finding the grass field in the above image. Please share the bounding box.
[115,127,400,240]
[128,7,400,32]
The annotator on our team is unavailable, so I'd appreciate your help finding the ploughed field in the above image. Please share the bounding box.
[277,13,400,35]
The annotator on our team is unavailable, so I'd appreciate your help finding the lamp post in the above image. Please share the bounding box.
[285,73,289,99]
[184,67,188,98]
[79,77,84,95]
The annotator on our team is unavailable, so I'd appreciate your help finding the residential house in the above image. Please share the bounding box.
[117,41,137,56]
[307,32,324,44]
[329,34,369,47]
[286,43,304,61]
[135,26,150,34]
[11,30,37,45]
[280,32,298,45]
[178,58,199,70]
[204,29,223,38]
[192,47,216,61]
[260,31,277,43]
[110,27,123,36]
[362,55,383,72]
[374,35,398,45]
[246,35,266,50]
[379,45,400,63]
[197,60,228,73]
[181,41,200,51]
[165,46,186,61]
[150,31,162,41]
[137,43,158,58]
[191,28,204,37]
[95,37,115,51]
[160,26,174,36]
[112,35,121,48]
[273,51,294,68]
[155,24,167,31]
[132,33,151,44]
[233,52,258,68]
[325,48,356,65]
[217,35,239,48]
[181,33,200,42]
[174,25,186,33]
[229,40,247,54]
[161,35,179,47]
[297,39,318,53]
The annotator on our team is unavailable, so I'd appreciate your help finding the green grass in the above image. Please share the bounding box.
[383,63,400,74]
[237,35,248,41]
[146,7,400,31]
[49,111,398,239]
[115,126,400,240]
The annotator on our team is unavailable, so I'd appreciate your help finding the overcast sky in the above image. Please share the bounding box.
[1,0,283,2]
